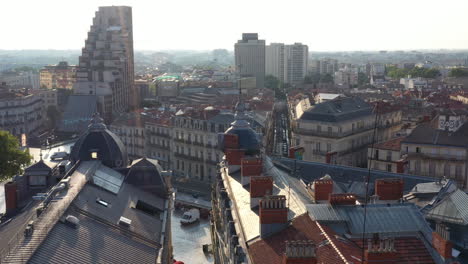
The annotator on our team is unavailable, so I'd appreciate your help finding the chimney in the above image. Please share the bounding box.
[365,235,398,264]
[432,223,453,260]
[312,179,333,202]
[241,157,263,185]
[259,195,288,238]
[250,176,273,208]
[375,178,404,201]
[325,152,337,164]
[396,160,407,173]
[282,240,317,264]
[4,181,18,216]
[225,149,245,166]
[328,193,357,206]
[223,133,239,149]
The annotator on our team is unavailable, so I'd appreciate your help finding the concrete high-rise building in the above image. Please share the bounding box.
[284,43,308,85]
[235,33,265,89]
[265,43,285,82]
[266,42,308,85]
[73,6,136,122]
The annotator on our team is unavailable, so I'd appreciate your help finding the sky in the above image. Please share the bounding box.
[1,0,468,51]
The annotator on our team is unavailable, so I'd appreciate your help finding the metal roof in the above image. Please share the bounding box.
[307,203,433,237]
[29,211,160,264]
[426,189,468,225]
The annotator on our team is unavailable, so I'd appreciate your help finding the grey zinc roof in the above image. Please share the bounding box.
[306,203,433,236]
[73,174,165,241]
[275,158,436,194]
[28,211,160,264]
[299,97,373,122]
[402,122,468,147]
[426,189,468,225]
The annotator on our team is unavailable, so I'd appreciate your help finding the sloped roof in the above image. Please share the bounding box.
[275,158,436,194]
[307,203,433,236]
[426,189,468,225]
[29,210,160,264]
[299,97,373,122]
[402,122,468,147]
[248,213,436,264]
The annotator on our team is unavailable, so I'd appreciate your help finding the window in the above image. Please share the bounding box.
[415,160,421,174]
[386,164,392,172]
[352,123,355,132]
[327,127,332,135]
[416,147,421,153]
[315,142,321,152]
[135,200,160,217]
[326,143,331,152]
[375,150,379,160]
[386,151,392,161]
[444,163,451,177]
[96,198,110,207]
[317,125,321,132]
[429,162,436,176]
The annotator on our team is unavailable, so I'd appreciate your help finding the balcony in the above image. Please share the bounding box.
[407,152,465,162]
[149,142,170,150]
[149,131,171,138]
[174,153,204,162]
[293,126,374,138]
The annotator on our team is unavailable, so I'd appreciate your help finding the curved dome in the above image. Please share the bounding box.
[225,120,261,155]
[70,114,128,168]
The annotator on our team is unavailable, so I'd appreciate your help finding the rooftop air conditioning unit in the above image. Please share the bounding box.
[119,216,132,227]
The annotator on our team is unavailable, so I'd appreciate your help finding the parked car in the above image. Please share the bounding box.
[50,152,69,161]
[180,208,200,225]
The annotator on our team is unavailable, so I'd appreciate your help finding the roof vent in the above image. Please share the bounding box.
[119,216,132,227]
[65,215,80,228]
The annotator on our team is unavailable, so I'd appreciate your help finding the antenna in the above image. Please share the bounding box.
[361,101,382,264]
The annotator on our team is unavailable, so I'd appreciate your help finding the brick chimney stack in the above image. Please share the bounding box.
[259,195,288,238]
[282,240,317,264]
[328,193,357,206]
[433,223,453,260]
[365,236,398,264]
[375,178,404,201]
[250,176,273,208]
[222,133,245,169]
[311,179,333,202]
[241,157,263,185]
[4,181,18,216]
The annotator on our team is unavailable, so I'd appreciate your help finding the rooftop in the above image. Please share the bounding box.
[299,97,373,123]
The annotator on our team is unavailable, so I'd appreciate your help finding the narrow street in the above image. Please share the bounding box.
[272,101,290,157]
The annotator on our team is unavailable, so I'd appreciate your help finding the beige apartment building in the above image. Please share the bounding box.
[109,113,146,159]
[368,137,405,173]
[291,97,375,167]
[401,122,468,188]
[39,61,76,89]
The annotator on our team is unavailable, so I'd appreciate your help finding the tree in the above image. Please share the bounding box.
[320,73,334,83]
[0,131,31,181]
[46,105,61,129]
[449,68,468,78]
[358,72,369,85]
[304,73,321,84]
[265,75,280,90]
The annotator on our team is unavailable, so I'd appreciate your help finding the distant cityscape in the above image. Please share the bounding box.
[1,4,468,264]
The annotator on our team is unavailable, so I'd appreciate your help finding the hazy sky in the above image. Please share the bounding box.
[2,0,468,51]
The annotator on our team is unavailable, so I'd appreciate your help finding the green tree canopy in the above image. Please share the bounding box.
[386,66,440,79]
[0,131,31,181]
[449,68,468,78]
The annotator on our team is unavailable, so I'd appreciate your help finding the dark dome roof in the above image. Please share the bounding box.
[225,119,261,155]
[70,114,128,168]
